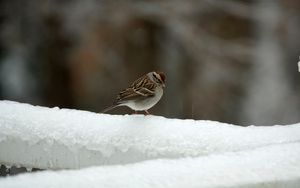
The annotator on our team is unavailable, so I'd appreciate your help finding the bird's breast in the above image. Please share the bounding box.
[125,86,163,111]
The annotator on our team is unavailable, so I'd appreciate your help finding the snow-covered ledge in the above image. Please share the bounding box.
[0,100,300,170]
[1,143,300,188]
[0,100,300,188]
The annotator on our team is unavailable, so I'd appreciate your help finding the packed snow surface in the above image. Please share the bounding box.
[1,142,300,188]
[0,100,300,188]
[1,100,300,169]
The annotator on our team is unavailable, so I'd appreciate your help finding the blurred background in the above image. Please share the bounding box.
[0,0,299,126]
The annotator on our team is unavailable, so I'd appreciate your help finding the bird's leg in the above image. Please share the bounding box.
[144,110,150,115]
[132,110,138,115]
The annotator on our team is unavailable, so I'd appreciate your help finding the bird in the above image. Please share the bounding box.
[102,71,166,115]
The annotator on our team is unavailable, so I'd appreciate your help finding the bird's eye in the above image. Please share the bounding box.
[152,73,161,83]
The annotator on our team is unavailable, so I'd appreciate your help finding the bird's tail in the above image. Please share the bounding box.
[101,104,118,113]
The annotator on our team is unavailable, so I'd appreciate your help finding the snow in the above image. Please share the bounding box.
[1,143,300,188]
[0,100,300,187]
[298,56,300,72]
[1,100,300,169]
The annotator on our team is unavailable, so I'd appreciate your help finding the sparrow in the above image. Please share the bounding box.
[102,71,166,114]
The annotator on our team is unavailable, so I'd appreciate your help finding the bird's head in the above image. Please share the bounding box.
[150,71,166,87]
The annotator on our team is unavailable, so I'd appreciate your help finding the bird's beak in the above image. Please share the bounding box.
[162,83,165,88]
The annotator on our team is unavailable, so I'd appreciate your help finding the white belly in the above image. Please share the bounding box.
[124,86,163,111]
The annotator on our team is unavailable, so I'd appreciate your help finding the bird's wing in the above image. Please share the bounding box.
[115,81,156,104]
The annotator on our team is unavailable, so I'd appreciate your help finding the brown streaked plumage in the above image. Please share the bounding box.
[102,71,166,114]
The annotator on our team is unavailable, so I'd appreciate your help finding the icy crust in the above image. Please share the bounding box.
[0,100,300,170]
[1,143,300,188]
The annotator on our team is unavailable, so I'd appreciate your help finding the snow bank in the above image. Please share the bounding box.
[1,143,300,188]
[0,100,300,170]
[1,100,300,188]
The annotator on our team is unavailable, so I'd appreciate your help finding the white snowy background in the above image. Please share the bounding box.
[0,100,300,188]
